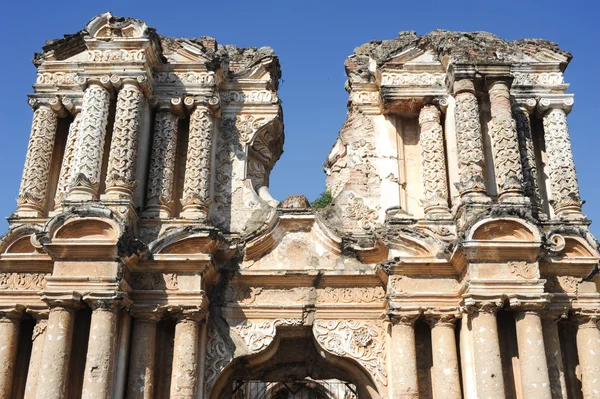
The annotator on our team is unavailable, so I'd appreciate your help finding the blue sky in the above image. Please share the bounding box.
[0,0,598,235]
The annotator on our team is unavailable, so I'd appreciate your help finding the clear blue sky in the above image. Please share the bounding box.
[0,0,598,236]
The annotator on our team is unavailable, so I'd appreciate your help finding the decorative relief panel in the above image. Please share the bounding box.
[513,72,564,86]
[508,261,537,279]
[105,84,144,192]
[181,107,214,211]
[233,319,303,352]
[130,272,179,290]
[381,72,444,86]
[350,91,381,105]
[454,87,487,195]
[87,49,145,62]
[55,113,82,205]
[146,110,179,211]
[221,114,275,144]
[0,273,48,290]
[204,322,234,398]
[225,285,262,304]
[221,90,278,104]
[313,320,388,387]
[317,287,386,303]
[36,72,77,85]
[70,84,111,192]
[542,108,582,213]
[345,194,380,231]
[18,105,58,210]
[152,71,215,85]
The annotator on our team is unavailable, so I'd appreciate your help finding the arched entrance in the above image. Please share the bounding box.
[210,325,381,398]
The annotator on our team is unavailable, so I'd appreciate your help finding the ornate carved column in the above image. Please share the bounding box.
[81,298,128,399]
[486,78,525,201]
[54,111,82,211]
[180,102,214,220]
[426,313,462,399]
[17,101,59,217]
[0,309,23,398]
[453,79,489,201]
[575,314,600,399]
[24,313,48,399]
[465,299,505,399]
[68,78,111,200]
[512,99,542,212]
[170,311,204,398]
[513,305,552,399]
[541,313,568,399]
[104,78,145,199]
[36,296,80,399]
[389,312,420,399]
[418,104,451,218]
[126,309,163,399]
[540,98,583,218]
[144,99,180,218]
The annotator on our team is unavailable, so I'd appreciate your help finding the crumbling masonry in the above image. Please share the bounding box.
[0,12,599,399]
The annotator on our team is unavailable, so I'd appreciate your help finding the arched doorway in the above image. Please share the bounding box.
[210,326,381,398]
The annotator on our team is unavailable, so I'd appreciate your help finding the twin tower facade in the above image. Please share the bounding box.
[0,12,598,399]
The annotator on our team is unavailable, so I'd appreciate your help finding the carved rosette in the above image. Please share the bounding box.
[345,194,380,230]
[105,83,144,197]
[542,108,582,215]
[181,106,213,218]
[418,105,451,217]
[54,112,82,208]
[513,102,541,209]
[453,80,488,199]
[145,110,179,216]
[17,104,58,215]
[69,83,111,198]
[313,320,388,388]
[487,80,524,199]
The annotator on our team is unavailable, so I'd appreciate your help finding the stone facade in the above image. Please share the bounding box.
[0,13,599,399]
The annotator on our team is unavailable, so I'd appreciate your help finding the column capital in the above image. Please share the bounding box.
[130,305,166,322]
[424,311,460,328]
[537,95,574,116]
[453,78,476,95]
[508,294,551,312]
[183,94,220,114]
[84,294,132,312]
[512,96,537,113]
[149,96,186,117]
[462,295,504,315]
[575,311,600,330]
[484,74,514,90]
[40,292,82,310]
[167,305,207,323]
[0,306,25,321]
[388,309,422,326]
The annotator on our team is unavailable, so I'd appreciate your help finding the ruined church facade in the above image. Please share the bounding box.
[0,12,599,399]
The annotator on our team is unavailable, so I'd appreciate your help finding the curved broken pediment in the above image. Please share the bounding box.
[54,218,118,240]
[85,12,150,39]
[469,218,539,242]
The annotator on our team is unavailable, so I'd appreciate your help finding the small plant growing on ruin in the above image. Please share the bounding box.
[311,191,333,209]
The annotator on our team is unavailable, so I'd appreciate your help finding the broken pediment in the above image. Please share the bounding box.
[85,12,150,39]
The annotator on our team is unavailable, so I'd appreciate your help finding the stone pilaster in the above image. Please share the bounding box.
[541,101,583,218]
[126,309,164,399]
[426,313,462,399]
[24,312,48,399]
[54,111,82,211]
[68,78,111,200]
[81,297,128,399]
[418,104,451,218]
[17,102,59,217]
[513,306,552,399]
[465,299,505,399]
[170,311,204,398]
[180,104,214,220]
[0,309,23,398]
[575,314,600,399]
[541,313,569,399]
[144,100,180,218]
[453,79,489,201]
[389,312,420,399]
[512,99,542,212]
[104,79,145,199]
[487,78,525,201]
[36,295,80,399]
